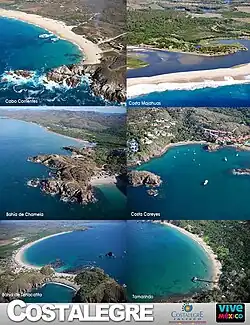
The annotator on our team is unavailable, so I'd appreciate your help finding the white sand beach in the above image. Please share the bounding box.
[14,231,75,277]
[127,64,250,97]
[90,175,117,186]
[0,9,102,65]
[158,221,222,288]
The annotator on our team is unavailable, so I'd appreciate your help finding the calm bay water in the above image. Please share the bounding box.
[128,144,250,219]
[0,118,126,219]
[24,283,76,303]
[0,18,105,106]
[23,221,212,302]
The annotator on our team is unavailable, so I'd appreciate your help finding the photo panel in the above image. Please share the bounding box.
[0,107,127,220]
[127,1,250,108]
[127,107,250,220]
[0,0,126,106]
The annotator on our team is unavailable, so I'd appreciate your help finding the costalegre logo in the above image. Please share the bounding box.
[216,304,245,323]
[169,304,206,324]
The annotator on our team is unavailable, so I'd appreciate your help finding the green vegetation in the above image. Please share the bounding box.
[73,267,127,303]
[127,9,250,55]
[127,108,250,164]
[127,57,149,69]
[0,109,126,148]
[40,265,55,277]
[172,220,250,303]
[0,269,50,302]
[223,10,250,19]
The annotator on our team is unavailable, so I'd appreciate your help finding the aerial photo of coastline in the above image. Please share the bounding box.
[127,0,250,107]
[0,220,249,303]
[0,0,126,106]
[0,107,127,219]
[127,107,250,219]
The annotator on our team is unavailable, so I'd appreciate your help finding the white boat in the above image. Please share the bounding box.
[236,153,239,157]
[203,179,209,186]
[224,157,228,162]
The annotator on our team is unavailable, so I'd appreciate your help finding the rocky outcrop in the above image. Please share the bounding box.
[27,148,98,204]
[72,267,127,303]
[46,57,126,103]
[203,144,221,152]
[2,70,34,82]
[232,168,250,176]
[3,55,125,103]
[126,170,162,187]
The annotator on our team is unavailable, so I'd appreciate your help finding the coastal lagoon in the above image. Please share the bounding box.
[0,118,126,219]
[128,40,250,78]
[21,221,213,302]
[127,39,250,107]
[24,283,76,303]
[128,144,250,219]
[0,18,105,106]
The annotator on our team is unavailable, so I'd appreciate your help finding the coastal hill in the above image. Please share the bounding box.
[127,108,250,164]
[0,0,126,102]
[0,109,126,147]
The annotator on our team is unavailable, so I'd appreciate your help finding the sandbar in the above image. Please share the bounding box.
[127,64,250,97]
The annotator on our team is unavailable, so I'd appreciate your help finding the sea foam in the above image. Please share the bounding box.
[127,76,250,98]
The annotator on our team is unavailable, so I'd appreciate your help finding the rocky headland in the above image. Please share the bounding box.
[203,143,221,152]
[72,267,127,303]
[6,54,126,104]
[126,170,162,187]
[27,146,120,205]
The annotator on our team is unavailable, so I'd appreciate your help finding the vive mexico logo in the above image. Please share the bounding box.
[169,303,207,324]
[216,304,245,323]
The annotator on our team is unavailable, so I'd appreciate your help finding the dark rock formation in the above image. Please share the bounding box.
[46,57,125,103]
[203,144,221,152]
[49,259,65,269]
[126,170,162,187]
[27,148,97,204]
[232,168,250,175]
[72,268,126,303]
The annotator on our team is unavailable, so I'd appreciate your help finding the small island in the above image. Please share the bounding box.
[232,168,250,175]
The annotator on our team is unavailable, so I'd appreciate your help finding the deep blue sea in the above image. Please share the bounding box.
[127,84,250,107]
[0,18,106,106]
[128,144,250,219]
[127,39,250,107]
[22,221,212,302]
[0,118,126,219]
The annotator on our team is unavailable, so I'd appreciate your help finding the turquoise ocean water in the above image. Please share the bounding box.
[22,221,212,302]
[128,144,250,219]
[0,118,126,219]
[0,18,106,105]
